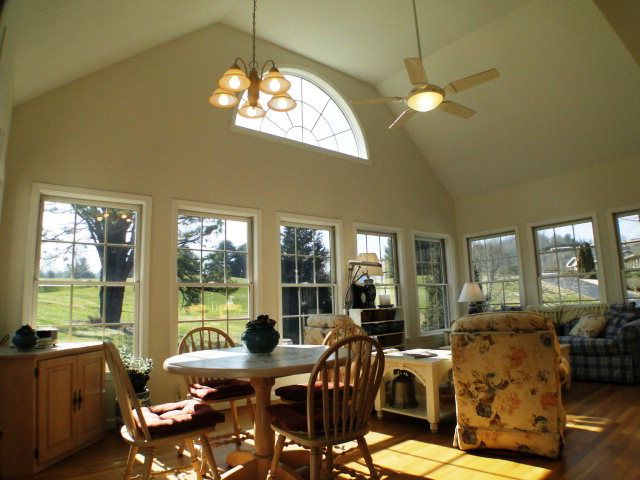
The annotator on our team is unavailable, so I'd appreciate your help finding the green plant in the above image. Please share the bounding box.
[118,346,153,375]
[246,314,276,329]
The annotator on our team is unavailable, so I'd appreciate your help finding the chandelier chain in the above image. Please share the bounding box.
[250,0,258,69]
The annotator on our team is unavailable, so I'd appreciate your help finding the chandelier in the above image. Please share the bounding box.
[209,0,296,118]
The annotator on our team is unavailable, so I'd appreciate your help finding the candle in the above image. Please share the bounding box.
[379,294,391,306]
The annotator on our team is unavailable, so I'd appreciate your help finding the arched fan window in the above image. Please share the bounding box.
[234,69,368,160]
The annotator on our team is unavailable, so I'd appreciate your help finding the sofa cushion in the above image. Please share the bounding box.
[603,310,640,339]
[189,379,254,401]
[134,400,225,439]
[569,314,608,337]
[558,336,620,356]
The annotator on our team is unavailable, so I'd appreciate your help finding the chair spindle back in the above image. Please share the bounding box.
[178,327,235,386]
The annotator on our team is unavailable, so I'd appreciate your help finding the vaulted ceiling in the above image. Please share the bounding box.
[10,0,640,198]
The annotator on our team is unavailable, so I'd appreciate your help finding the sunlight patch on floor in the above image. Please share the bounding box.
[565,414,609,433]
[341,437,551,480]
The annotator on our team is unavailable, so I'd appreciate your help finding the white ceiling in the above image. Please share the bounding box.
[10,0,640,198]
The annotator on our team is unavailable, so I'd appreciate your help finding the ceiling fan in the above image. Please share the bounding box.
[351,0,499,129]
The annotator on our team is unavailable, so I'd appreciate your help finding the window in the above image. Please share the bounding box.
[614,210,640,301]
[280,224,336,344]
[356,231,400,305]
[176,212,252,343]
[235,70,368,160]
[534,219,600,304]
[467,232,521,309]
[415,237,449,334]
[34,198,139,349]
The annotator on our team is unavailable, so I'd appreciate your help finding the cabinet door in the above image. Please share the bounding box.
[37,355,76,464]
[75,350,105,444]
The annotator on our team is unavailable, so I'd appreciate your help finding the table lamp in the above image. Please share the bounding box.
[458,282,485,314]
[344,253,383,310]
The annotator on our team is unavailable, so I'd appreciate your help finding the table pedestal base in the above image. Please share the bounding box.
[221,451,310,480]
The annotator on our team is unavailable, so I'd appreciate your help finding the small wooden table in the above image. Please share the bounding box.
[164,345,329,480]
[375,349,453,433]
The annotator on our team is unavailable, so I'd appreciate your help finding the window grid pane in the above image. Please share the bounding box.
[35,199,139,350]
[356,232,400,304]
[280,224,336,344]
[415,237,449,334]
[615,211,640,301]
[534,220,600,304]
[177,213,252,342]
[234,72,366,159]
[468,233,521,310]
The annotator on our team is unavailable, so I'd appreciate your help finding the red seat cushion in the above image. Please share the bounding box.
[134,400,225,439]
[189,379,254,401]
[267,401,329,434]
[274,381,343,402]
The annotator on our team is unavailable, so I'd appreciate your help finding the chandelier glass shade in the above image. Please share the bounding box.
[210,0,296,118]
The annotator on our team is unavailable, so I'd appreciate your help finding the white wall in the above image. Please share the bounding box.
[0,0,18,222]
[0,24,456,402]
[454,153,640,310]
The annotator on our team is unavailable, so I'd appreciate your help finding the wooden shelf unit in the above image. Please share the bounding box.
[0,342,105,479]
[348,306,405,349]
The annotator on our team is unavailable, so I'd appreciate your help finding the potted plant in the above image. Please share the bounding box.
[118,346,154,394]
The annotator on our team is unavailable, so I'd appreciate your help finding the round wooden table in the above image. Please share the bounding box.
[164,345,329,479]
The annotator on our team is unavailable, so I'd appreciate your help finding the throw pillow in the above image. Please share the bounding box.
[569,314,608,337]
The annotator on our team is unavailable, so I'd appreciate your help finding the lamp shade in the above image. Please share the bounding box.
[218,64,251,92]
[356,253,384,277]
[406,86,444,112]
[259,67,291,95]
[209,88,239,108]
[458,282,485,303]
[237,101,266,119]
[268,93,296,112]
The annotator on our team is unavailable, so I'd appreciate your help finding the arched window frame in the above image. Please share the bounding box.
[230,67,370,163]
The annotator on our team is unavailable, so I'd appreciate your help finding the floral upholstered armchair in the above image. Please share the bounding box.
[450,312,566,458]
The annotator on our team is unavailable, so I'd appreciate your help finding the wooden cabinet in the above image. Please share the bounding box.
[0,343,105,478]
[349,307,405,348]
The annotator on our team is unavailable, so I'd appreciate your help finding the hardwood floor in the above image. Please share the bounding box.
[18,381,640,480]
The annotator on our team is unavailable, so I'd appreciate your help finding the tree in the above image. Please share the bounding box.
[577,242,596,279]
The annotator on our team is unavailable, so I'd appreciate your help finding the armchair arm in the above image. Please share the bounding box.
[618,319,640,355]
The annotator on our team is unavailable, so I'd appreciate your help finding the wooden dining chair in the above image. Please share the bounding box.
[104,341,223,480]
[179,326,255,445]
[275,322,367,403]
[267,335,385,480]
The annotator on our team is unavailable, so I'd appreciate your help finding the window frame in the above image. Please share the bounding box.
[230,67,370,164]
[613,208,640,302]
[465,230,523,310]
[411,230,456,338]
[170,200,261,354]
[531,216,605,305]
[277,212,343,344]
[23,184,151,354]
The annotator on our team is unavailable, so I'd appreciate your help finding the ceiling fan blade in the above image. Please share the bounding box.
[438,101,476,119]
[389,109,416,129]
[444,68,499,94]
[404,57,429,86]
[351,97,402,105]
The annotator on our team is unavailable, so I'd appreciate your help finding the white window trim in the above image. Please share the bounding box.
[527,213,607,305]
[353,222,406,307]
[229,65,371,165]
[608,203,640,302]
[170,199,262,355]
[462,227,525,308]
[23,183,152,355]
[411,230,457,338]
[276,212,343,338]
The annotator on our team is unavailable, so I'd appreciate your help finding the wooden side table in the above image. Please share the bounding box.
[375,349,453,433]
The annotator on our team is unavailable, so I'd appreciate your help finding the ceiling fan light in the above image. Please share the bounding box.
[407,87,444,112]
[209,87,239,108]
[267,93,296,112]
[218,64,251,92]
[260,67,291,95]
[238,101,266,119]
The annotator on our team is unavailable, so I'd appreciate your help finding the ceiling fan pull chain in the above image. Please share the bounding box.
[412,0,422,59]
